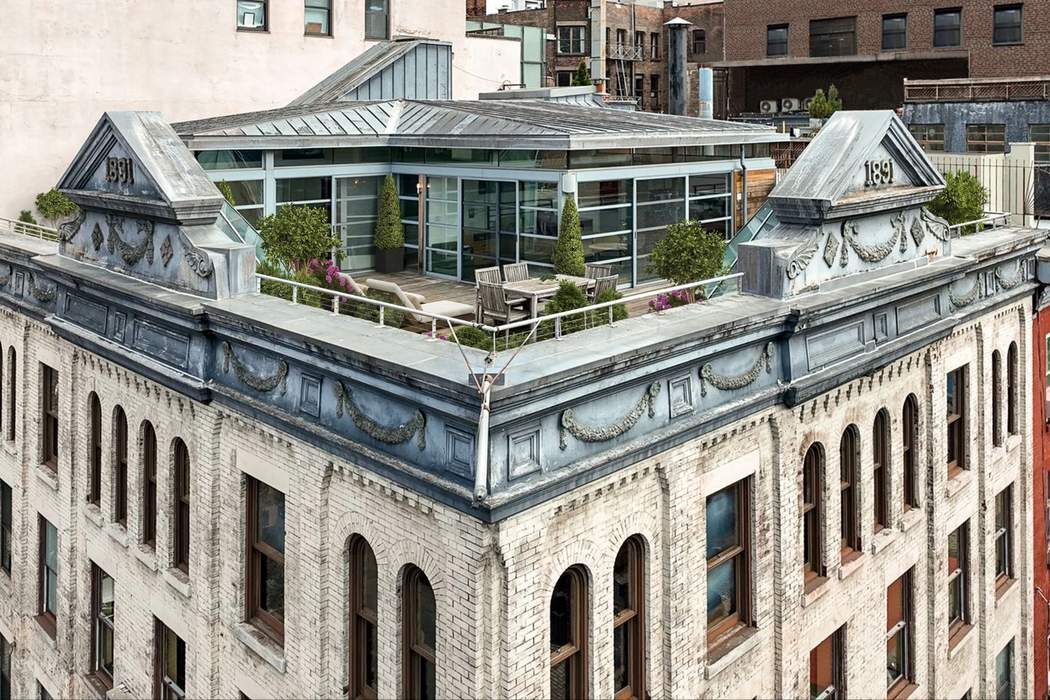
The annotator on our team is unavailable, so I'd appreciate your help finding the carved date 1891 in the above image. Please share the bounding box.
[105,157,134,185]
[864,159,894,188]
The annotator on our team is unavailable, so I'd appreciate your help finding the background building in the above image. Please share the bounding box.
[716,1,1050,118]
[0,0,520,220]
[467,0,725,116]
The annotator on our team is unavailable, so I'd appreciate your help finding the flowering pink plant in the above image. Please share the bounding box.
[307,258,358,295]
[648,289,692,312]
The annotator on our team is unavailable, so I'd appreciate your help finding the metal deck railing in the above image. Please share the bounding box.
[0,216,59,241]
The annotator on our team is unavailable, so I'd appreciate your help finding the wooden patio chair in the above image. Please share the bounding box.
[474,266,526,319]
[588,274,618,303]
[502,262,530,283]
[584,262,614,279]
[478,281,530,326]
[365,278,474,325]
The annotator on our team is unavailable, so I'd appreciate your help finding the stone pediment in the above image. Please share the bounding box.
[58,111,223,225]
[768,111,945,223]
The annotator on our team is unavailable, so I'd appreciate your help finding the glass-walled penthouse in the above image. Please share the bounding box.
[196,144,772,285]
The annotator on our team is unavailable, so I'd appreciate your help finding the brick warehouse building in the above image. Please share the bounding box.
[0,108,1043,699]
[716,0,1050,117]
[1034,276,1050,698]
[467,0,725,116]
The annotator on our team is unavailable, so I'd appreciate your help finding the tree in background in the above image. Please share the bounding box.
[928,171,988,231]
[17,210,37,225]
[257,205,338,272]
[216,181,237,206]
[571,60,591,87]
[553,195,585,276]
[375,174,404,251]
[808,84,843,120]
[648,220,726,299]
[35,189,79,228]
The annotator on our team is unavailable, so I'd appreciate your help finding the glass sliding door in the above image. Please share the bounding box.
[461,180,517,282]
[635,177,685,284]
[578,179,634,285]
[519,181,559,274]
[425,176,459,278]
[333,176,380,271]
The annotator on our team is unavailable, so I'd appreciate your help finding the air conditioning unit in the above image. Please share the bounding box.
[801,97,814,111]
[781,97,801,113]
[759,99,779,114]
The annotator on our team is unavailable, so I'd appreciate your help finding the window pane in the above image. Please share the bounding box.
[237,0,266,28]
[418,578,436,650]
[993,5,1022,44]
[256,482,285,554]
[934,9,961,47]
[707,558,737,623]
[578,180,631,208]
[550,660,570,700]
[550,572,573,651]
[613,546,630,614]
[613,621,630,690]
[706,485,739,558]
[259,555,285,618]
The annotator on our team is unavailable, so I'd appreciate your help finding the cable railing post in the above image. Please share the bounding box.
[292,286,298,305]
[555,316,562,340]
[379,306,385,327]
[333,296,340,315]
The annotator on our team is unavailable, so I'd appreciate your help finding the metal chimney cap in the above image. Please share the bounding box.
[663,17,693,27]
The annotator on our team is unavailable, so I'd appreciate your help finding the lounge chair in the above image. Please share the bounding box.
[364,278,474,325]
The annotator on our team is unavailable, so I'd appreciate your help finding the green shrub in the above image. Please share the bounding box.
[216,181,237,206]
[540,281,590,337]
[553,196,585,276]
[808,85,843,119]
[344,290,407,328]
[928,171,988,233]
[452,326,492,349]
[588,287,628,325]
[257,205,338,271]
[17,210,37,225]
[375,174,404,250]
[35,189,79,228]
[648,220,726,295]
[572,60,591,87]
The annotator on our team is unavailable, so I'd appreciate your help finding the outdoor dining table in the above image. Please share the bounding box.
[503,274,595,319]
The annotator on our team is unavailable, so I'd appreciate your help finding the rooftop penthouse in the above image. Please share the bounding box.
[0,108,1043,521]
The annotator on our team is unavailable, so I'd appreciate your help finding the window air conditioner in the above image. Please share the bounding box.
[759,100,779,114]
[781,97,801,113]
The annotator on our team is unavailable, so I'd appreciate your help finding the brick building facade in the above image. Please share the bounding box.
[1034,286,1050,699]
[469,0,725,116]
[717,0,1050,116]
[0,109,1043,700]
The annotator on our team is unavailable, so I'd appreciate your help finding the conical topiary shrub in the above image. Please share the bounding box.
[553,195,585,277]
[374,174,404,272]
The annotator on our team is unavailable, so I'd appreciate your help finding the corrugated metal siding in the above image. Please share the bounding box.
[338,43,451,102]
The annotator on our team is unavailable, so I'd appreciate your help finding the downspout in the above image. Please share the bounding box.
[739,145,748,231]
[474,376,493,503]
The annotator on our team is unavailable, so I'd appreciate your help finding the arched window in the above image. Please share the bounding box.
[403,566,436,700]
[873,410,890,532]
[141,421,157,548]
[802,444,824,583]
[992,350,1003,446]
[551,566,588,699]
[1007,342,1018,435]
[6,347,15,442]
[88,394,102,506]
[172,438,190,573]
[902,395,919,509]
[612,537,645,698]
[839,426,861,555]
[350,536,378,699]
[113,407,128,525]
[692,29,706,54]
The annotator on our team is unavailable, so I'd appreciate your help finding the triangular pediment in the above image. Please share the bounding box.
[769,111,946,223]
[58,112,222,224]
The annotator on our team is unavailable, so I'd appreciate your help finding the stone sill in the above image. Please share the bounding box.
[994,578,1018,608]
[163,567,192,599]
[704,627,760,680]
[801,576,830,607]
[947,624,973,659]
[233,621,287,674]
[107,683,138,700]
[34,614,57,649]
[82,673,112,700]
[35,465,59,491]
[870,526,898,555]
[132,543,157,571]
[105,523,129,549]
[84,504,105,528]
[838,551,865,580]
[945,470,972,499]
[900,507,923,533]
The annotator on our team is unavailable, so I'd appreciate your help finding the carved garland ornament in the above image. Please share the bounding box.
[57,209,87,243]
[995,262,1025,290]
[785,233,819,280]
[700,342,775,397]
[107,216,155,267]
[948,277,981,308]
[333,381,426,450]
[921,208,951,242]
[559,382,661,450]
[29,275,57,303]
[841,219,899,265]
[221,341,288,395]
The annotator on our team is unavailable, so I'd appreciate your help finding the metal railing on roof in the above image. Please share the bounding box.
[904,76,1050,103]
[947,212,1011,238]
[0,216,59,242]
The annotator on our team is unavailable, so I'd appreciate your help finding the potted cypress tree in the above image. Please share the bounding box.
[553,195,585,277]
[374,174,404,273]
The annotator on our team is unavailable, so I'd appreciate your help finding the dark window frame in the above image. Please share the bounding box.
[809,627,844,699]
[6,348,14,443]
[557,25,586,55]
[91,563,115,689]
[809,16,857,57]
[992,350,1003,446]
[948,522,970,646]
[1031,124,1050,165]
[766,24,788,57]
[649,32,659,60]
[40,364,59,471]
[873,410,890,533]
[154,618,186,700]
[886,571,913,697]
[1,632,10,700]
[142,422,157,548]
[882,13,907,50]
[404,566,437,700]
[706,478,752,651]
[114,408,128,526]
[612,537,646,699]
[236,0,269,32]
[996,639,1014,699]
[993,4,1023,45]
[692,29,706,56]
[349,536,378,700]
[934,7,963,47]
[946,366,967,477]
[908,123,945,152]
[839,426,862,556]
[902,395,919,509]
[305,0,332,36]
[994,485,1014,593]
[245,476,285,645]
[365,0,389,40]
[37,516,57,639]
[0,480,10,575]
[173,439,190,573]
[1007,342,1018,435]
[966,123,1007,153]
[88,394,102,506]
[550,565,587,700]
[802,444,825,587]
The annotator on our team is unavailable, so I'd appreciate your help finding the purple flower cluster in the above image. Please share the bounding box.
[307,258,356,293]
[648,289,692,312]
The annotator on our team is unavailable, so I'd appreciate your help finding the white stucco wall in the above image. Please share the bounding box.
[0,0,519,218]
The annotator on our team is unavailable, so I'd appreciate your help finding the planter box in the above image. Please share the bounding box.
[375,247,404,273]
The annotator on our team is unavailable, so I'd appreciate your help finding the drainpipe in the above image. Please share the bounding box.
[665,17,692,116]
[473,376,493,503]
[739,145,749,230]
